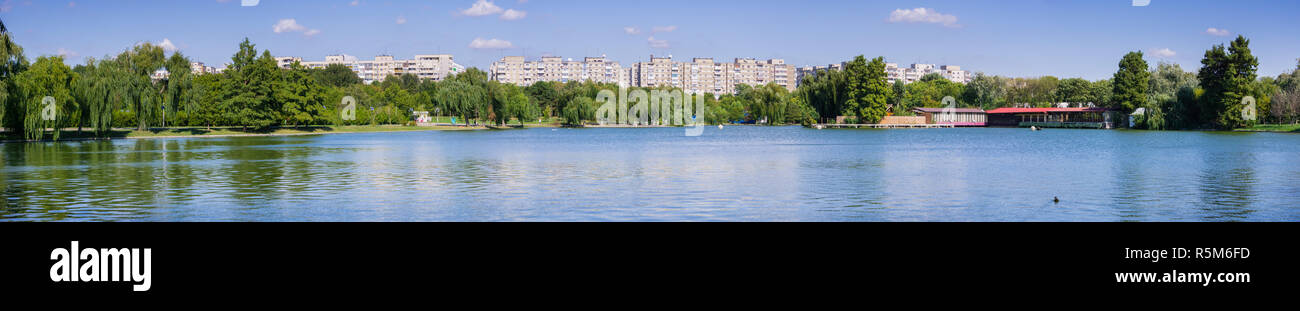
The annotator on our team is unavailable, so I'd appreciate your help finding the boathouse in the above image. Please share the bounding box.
[911,107,987,127]
[985,107,1121,129]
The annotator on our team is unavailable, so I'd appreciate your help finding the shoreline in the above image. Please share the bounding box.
[0,125,490,143]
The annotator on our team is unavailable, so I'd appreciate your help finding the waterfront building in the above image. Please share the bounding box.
[293,54,465,84]
[911,107,988,127]
[985,107,1120,128]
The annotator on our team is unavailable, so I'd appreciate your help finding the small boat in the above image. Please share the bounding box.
[1030,126,1041,131]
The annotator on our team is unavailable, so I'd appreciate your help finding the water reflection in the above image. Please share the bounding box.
[1,127,1298,221]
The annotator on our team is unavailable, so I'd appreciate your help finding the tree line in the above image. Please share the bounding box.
[792,35,1299,130]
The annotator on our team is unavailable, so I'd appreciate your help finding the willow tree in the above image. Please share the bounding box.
[72,59,118,136]
[14,56,76,140]
[1,18,31,132]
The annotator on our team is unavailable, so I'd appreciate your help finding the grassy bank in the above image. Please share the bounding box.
[1,125,485,142]
[1234,124,1300,133]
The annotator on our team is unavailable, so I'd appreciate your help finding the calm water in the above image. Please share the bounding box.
[2,126,1298,221]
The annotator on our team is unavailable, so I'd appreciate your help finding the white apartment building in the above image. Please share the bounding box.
[490,55,628,87]
[887,63,971,84]
[295,54,465,84]
[797,62,971,86]
[190,62,219,75]
[629,55,797,94]
[275,57,303,69]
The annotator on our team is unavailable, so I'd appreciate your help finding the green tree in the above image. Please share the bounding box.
[13,56,76,140]
[0,19,30,132]
[962,73,1007,110]
[1056,78,1093,105]
[844,56,892,123]
[313,63,362,88]
[1111,51,1150,114]
[1198,35,1259,129]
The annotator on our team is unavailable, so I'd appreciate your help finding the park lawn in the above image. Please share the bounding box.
[1235,124,1300,133]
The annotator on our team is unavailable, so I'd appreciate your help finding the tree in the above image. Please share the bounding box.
[221,41,280,129]
[844,56,892,123]
[962,73,1007,110]
[1198,35,1259,129]
[0,18,30,132]
[1111,51,1150,114]
[13,56,76,140]
[313,63,362,88]
[1056,78,1093,105]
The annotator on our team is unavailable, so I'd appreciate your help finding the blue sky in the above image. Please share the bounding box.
[3,0,1298,80]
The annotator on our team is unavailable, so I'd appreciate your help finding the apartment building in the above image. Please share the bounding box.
[798,61,971,85]
[796,63,844,85]
[629,55,797,94]
[886,63,972,84]
[294,54,465,84]
[491,55,628,87]
[190,62,219,75]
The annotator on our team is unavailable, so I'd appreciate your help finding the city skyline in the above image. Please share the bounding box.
[3,0,1299,80]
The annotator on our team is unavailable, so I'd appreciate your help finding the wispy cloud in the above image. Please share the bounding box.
[1148,48,1176,58]
[56,48,77,57]
[652,25,677,33]
[1205,27,1230,36]
[648,36,669,49]
[501,9,526,20]
[469,38,513,49]
[623,27,641,35]
[888,8,960,28]
[461,0,503,16]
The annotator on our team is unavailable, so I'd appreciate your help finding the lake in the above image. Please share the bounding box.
[2,126,1298,221]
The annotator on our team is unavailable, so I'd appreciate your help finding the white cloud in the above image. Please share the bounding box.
[273,19,306,33]
[1149,48,1176,58]
[624,27,641,35]
[273,19,320,37]
[157,38,178,51]
[888,8,959,28]
[652,25,677,33]
[647,36,669,49]
[461,0,503,16]
[1205,28,1230,36]
[501,9,526,20]
[468,38,513,49]
[396,16,407,24]
[56,48,77,57]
